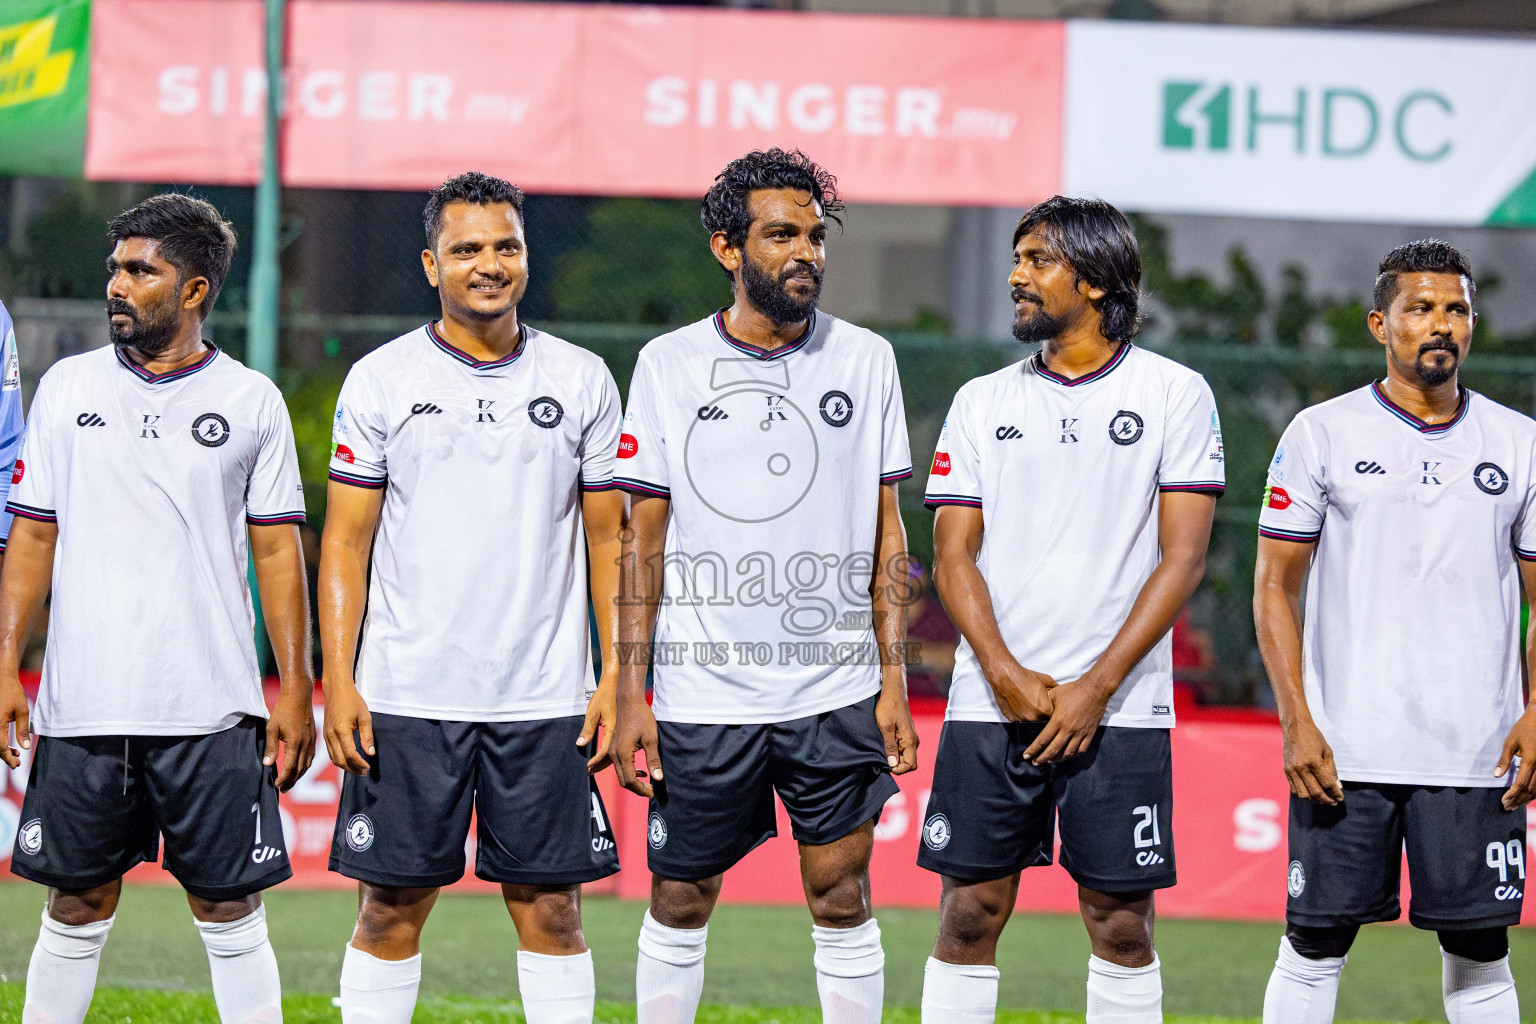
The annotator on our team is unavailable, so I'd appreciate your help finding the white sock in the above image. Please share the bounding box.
[1262,937,1345,1024]
[921,956,999,1023]
[517,949,596,1024]
[812,918,885,1024]
[636,910,707,1024]
[1086,953,1162,1023]
[22,910,114,1024]
[338,944,420,1024]
[195,904,283,1024]
[1442,949,1519,1024]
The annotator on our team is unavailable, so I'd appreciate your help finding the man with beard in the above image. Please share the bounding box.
[918,196,1222,1023]
[320,171,624,1024]
[0,193,315,1024]
[1256,240,1534,1024]
[612,148,918,1024]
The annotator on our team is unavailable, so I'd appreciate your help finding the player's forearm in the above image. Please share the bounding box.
[616,504,666,705]
[316,536,369,695]
[933,552,1014,675]
[1255,579,1313,729]
[0,523,56,673]
[869,485,910,692]
[583,492,626,681]
[251,530,315,694]
[1087,549,1206,693]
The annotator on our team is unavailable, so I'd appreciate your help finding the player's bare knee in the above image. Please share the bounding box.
[1081,896,1155,966]
[505,885,585,951]
[936,889,1008,952]
[651,875,720,930]
[47,883,120,926]
[805,872,870,928]
[187,893,260,924]
[354,885,434,947]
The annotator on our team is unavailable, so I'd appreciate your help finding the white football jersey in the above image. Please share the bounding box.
[1259,382,1536,787]
[927,344,1225,728]
[9,345,306,737]
[616,311,913,724]
[329,323,621,721]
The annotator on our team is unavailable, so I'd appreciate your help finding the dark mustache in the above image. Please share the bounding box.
[1418,340,1459,355]
[106,300,137,320]
[780,263,822,285]
[1012,288,1044,305]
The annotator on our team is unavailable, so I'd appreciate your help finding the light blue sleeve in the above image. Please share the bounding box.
[0,302,27,549]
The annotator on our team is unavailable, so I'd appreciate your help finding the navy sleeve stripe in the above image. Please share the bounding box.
[615,478,670,499]
[247,512,307,525]
[1160,482,1225,496]
[580,480,619,492]
[880,468,915,483]
[1516,547,1536,562]
[328,470,387,490]
[1258,526,1321,543]
[6,502,56,523]
[924,496,984,510]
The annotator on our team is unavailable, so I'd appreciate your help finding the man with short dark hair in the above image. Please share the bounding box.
[613,148,918,1024]
[1257,240,1533,1024]
[919,196,1223,1023]
[0,192,315,1024]
[320,171,624,1024]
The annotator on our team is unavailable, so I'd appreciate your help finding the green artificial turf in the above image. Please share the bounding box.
[1,881,1531,1021]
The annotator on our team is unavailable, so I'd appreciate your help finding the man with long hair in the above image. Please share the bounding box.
[919,196,1222,1022]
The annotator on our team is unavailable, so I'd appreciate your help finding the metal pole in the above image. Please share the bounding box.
[246,0,283,379]
[246,0,284,674]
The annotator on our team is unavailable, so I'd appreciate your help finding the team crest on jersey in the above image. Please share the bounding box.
[18,818,41,855]
[1474,462,1509,495]
[1287,860,1306,898]
[192,413,231,447]
[345,813,375,852]
[922,813,952,851]
[528,397,564,428]
[647,812,668,849]
[1109,410,1144,446]
[819,390,853,427]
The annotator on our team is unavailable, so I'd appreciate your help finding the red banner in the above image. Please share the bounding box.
[5,680,1528,923]
[83,0,1063,205]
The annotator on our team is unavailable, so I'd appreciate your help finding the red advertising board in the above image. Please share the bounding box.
[84,0,1063,205]
[5,679,1529,923]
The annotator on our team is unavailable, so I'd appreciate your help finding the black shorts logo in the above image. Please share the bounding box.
[1474,462,1509,495]
[1287,859,1306,897]
[345,813,375,852]
[647,811,668,850]
[922,813,952,851]
[528,397,564,428]
[1109,411,1144,445]
[819,390,854,427]
[17,818,41,856]
[192,413,231,447]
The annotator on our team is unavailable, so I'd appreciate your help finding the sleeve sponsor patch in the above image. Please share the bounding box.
[931,451,951,476]
[617,433,638,459]
[1264,484,1291,510]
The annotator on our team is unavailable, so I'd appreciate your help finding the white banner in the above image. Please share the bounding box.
[1063,21,1536,226]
